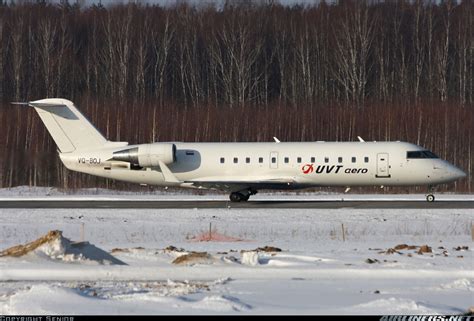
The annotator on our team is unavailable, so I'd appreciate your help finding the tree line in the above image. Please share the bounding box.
[0,0,472,192]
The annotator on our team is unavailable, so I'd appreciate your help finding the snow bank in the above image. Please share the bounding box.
[172,252,215,265]
[345,298,437,315]
[241,252,259,266]
[0,283,252,315]
[0,230,125,265]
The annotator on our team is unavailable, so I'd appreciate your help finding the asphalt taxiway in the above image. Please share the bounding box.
[0,200,472,209]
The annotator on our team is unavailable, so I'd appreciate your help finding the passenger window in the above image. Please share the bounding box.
[284,157,289,163]
[233,157,238,164]
[338,157,343,163]
[297,157,302,163]
[311,157,315,163]
[352,157,356,163]
[364,157,369,163]
[271,157,276,163]
[220,157,225,164]
[246,157,250,164]
[259,157,263,163]
[325,157,329,163]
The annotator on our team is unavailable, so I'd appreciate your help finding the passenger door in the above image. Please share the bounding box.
[376,153,391,178]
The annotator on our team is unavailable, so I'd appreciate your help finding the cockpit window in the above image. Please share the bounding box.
[407,151,439,159]
[424,151,439,158]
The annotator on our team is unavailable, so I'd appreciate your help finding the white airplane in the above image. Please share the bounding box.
[14,98,466,202]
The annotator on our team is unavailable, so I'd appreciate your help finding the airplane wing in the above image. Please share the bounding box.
[184,176,304,192]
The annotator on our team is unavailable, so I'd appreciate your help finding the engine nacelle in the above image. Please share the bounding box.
[112,143,176,167]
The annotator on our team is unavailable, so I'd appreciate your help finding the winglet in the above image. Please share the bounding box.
[357,136,365,142]
[158,160,181,184]
[273,137,281,143]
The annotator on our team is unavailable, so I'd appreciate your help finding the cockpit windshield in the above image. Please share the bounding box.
[407,151,439,159]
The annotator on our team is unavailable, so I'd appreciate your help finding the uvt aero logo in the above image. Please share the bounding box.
[301,164,368,175]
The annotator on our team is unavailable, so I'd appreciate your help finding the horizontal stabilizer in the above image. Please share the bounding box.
[12,101,68,108]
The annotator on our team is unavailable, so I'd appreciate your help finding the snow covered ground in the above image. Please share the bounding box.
[0,187,472,314]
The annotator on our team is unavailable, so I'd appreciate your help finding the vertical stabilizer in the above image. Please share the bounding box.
[24,98,106,153]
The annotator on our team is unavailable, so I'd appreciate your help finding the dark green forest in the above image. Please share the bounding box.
[0,0,472,192]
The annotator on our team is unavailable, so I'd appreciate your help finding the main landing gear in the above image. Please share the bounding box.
[229,190,258,202]
[230,192,248,202]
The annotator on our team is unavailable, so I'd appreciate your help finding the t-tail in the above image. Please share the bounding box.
[12,98,106,153]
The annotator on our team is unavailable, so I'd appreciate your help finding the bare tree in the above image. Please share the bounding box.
[151,12,173,103]
[9,11,24,100]
[209,9,263,107]
[0,9,5,102]
[434,1,453,102]
[37,15,58,97]
[412,0,426,100]
[176,7,206,107]
[133,11,150,101]
[453,1,471,105]
[55,11,71,97]
[273,14,291,103]
[332,2,374,106]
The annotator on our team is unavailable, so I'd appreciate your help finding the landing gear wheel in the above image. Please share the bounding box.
[426,194,435,202]
[230,192,245,202]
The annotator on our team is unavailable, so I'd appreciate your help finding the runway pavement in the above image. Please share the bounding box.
[0,200,472,209]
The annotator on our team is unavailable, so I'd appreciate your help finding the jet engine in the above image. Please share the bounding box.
[111,143,176,167]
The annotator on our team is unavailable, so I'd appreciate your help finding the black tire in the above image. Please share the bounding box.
[230,192,244,202]
[426,194,435,202]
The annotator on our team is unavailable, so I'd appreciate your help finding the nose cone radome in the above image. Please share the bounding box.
[449,166,467,181]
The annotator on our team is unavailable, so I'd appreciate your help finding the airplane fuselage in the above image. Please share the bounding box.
[60,141,465,191]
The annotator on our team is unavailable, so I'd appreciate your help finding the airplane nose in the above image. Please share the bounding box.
[449,166,466,180]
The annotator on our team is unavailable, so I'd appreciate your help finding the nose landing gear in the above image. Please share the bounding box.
[426,186,436,202]
[426,194,435,202]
